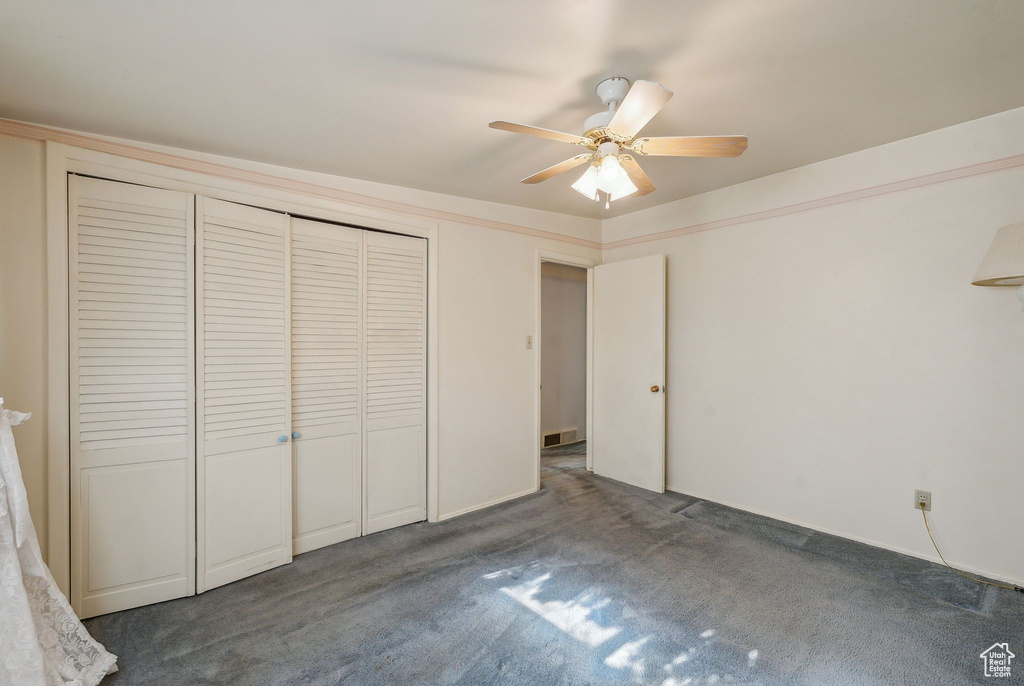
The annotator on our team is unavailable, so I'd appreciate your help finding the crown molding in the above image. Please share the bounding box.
[0,118,603,250]
[603,152,1024,249]
[4,117,1021,253]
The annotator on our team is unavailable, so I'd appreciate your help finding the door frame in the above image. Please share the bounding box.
[535,250,599,488]
[45,141,440,599]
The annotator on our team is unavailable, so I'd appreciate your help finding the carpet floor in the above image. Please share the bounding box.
[85,442,1023,685]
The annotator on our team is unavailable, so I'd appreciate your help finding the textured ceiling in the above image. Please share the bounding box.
[1,0,1023,218]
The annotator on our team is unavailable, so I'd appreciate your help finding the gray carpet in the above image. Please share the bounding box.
[85,441,1023,685]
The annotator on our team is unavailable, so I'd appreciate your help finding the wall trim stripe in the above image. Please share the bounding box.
[4,117,1021,252]
[603,152,1024,249]
[0,118,603,250]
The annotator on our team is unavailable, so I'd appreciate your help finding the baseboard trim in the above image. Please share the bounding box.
[668,487,1024,588]
[539,437,586,450]
[438,488,538,522]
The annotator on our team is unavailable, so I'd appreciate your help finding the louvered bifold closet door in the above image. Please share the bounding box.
[363,231,427,534]
[290,218,362,554]
[69,175,195,618]
[197,197,292,592]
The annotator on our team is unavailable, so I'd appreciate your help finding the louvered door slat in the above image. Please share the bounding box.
[69,175,195,618]
[289,218,362,554]
[363,230,426,535]
[197,197,292,592]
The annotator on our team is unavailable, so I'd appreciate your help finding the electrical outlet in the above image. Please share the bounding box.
[914,489,932,511]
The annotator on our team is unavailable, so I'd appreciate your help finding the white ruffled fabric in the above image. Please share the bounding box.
[0,398,117,686]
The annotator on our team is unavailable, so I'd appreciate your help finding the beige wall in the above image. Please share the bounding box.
[603,107,1024,584]
[0,136,47,554]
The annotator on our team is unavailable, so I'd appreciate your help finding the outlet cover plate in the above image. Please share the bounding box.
[915,489,932,511]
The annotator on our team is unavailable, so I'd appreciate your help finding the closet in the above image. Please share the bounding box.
[68,176,427,616]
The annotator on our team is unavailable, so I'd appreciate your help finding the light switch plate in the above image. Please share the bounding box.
[526,335,533,349]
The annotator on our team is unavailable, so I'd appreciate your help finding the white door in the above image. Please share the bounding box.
[69,175,195,617]
[197,197,292,591]
[363,231,427,534]
[290,218,362,553]
[592,254,666,492]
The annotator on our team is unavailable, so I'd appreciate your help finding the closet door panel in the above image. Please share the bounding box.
[205,447,288,566]
[80,459,187,612]
[197,197,292,592]
[363,231,426,535]
[293,433,360,551]
[69,175,195,618]
[291,218,362,554]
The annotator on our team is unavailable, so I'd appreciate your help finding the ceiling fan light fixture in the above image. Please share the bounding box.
[597,152,637,199]
[598,154,623,182]
[571,165,601,201]
[608,172,638,201]
[572,160,638,204]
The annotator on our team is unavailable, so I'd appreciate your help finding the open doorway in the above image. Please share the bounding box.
[538,260,589,479]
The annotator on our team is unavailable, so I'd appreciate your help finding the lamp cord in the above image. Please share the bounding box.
[919,503,1017,591]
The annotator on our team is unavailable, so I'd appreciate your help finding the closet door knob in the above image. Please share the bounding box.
[278,435,288,443]
[292,432,301,439]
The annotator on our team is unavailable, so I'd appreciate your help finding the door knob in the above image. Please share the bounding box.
[650,385,660,393]
[278,435,288,443]
[292,432,301,439]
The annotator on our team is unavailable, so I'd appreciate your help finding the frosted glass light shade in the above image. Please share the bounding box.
[608,174,638,201]
[571,161,638,202]
[973,222,1024,287]
[571,166,600,200]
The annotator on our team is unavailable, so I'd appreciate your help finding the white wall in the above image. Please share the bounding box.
[603,107,1024,584]
[540,269,587,443]
[435,226,598,516]
[0,128,602,547]
[0,135,47,554]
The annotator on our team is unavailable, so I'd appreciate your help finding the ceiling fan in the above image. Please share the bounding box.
[489,77,747,208]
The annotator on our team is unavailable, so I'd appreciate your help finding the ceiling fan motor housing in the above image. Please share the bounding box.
[583,110,613,135]
[597,141,620,158]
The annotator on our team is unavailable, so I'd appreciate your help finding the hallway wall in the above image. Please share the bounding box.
[540,264,587,444]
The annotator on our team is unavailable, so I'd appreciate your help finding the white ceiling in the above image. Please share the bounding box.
[2,0,1023,219]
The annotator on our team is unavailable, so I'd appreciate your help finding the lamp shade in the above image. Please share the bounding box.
[972,222,1024,287]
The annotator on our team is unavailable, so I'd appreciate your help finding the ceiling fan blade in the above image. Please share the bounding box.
[607,80,673,139]
[633,135,748,157]
[521,154,593,184]
[619,155,655,196]
[489,121,592,147]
